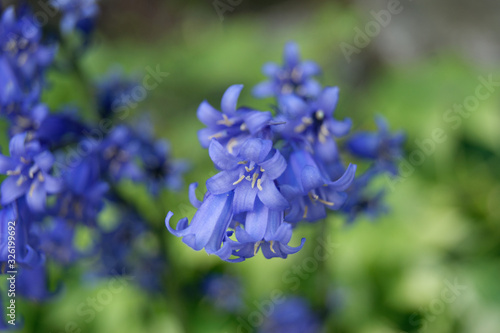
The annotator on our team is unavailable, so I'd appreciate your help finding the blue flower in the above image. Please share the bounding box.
[346,116,405,175]
[51,0,99,36]
[17,262,58,301]
[98,125,143,182]
[95,69,138,119]
[253,42,322,99]
[258,296,321,333]
[34,218,83,264]
[203,274,243,312]
[206,138,289,213]
[0,133,62,212]
[0,6,56,88]
[197,85,272,153]
[279,150,357,223]
[167,139,305,261]
[275,87,352,163]
[54,155,108,226]
[0,203,45,269]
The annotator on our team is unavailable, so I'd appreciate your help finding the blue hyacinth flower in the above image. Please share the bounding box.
[253,42,322,99]
[275,87,352,163]
[197,85,272,153]
[279,150,357,223]
[0,133,62,212]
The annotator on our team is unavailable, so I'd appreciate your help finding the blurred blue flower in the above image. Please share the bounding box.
[258,296,321,333]
[0,6,56,88]
[253,42,322,99]
[0,133,62,212]
[95,69,138,119]
[346,116,405,175]
[203,274,243,312]
[98,125,143,182]
[54,155,108,226]
[17,262,57,301]
[51,0,99,36]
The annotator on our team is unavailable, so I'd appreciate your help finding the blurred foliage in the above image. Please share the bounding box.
[8,1,500,332]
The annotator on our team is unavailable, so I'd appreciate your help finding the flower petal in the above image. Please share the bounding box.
[257,177,289,211]
[233,180,258,214]
[244,111,272,134]
[206,168,240,195]
[188,183,202,208]
[244,200,268,242]
[9,133,27,157]
[197,100,221,126]
[43,174,63,194]
[221,84,243,115]
[1,176,29,205]
[252,81,274,99]
[239,138,272,163]
[318,86,339,117]
[260,150,287,180]
[26,180,46,212]
[328,163,357,192]
[209,139,238,170]
[34,151,54,172]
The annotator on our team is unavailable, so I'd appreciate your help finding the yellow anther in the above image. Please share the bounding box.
[260,167,265,172]
[38,173,45,182]
[238,160,248,165]
[270,241,276,254]
[257,178,263,191]
[318,133,327,143]
[318,198,334,206]
[16,175,26,186]
[6,170,20,176]
[303,205,309,218]
[29,182,36,197]
[308,192,319,202]
[227,138,238,154]
[245,166,254,173]
[216,114,234,126]
[233,175,246,185]
[254,241,263,255]
[20,157,29,164]
[320,124,329,136]
[294,124,307,133]
[240,123,248,131]
[251,172,259,188]
[208,132,225,140]
[302,117,313,125]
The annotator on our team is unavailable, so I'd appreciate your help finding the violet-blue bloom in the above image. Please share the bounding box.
[259,296,321,333]
[197,84,272,153]
[0,6,55,88]
[346,116,405,175]
[275,87,352,163]
[0,133,62,212]
[253,42,322,99]
[51,0,99,36]
[279,150,356,223]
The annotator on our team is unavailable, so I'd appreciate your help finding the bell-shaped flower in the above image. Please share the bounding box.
[0,133,62,212]
[346,116,405,175]
[275,87,352,163]
[253,42,322,99]
[197,85,272,154]
[279,150,356,223]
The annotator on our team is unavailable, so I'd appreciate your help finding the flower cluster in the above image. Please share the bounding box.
[0,2,185,316]
[167,42,404,262]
